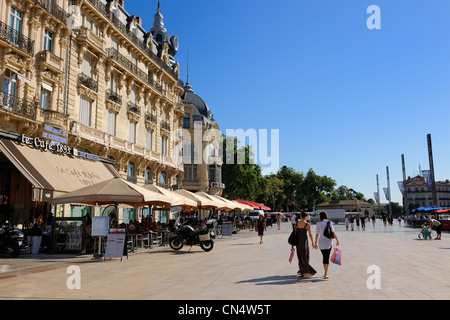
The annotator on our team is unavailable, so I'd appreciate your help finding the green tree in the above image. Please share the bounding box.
[221,135,265,201]
[265,176,284,212]
[298,169,336,211]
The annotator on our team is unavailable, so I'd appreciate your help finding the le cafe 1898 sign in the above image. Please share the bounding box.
[21,134,73,155]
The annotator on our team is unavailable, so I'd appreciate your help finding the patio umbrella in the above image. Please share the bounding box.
[142,184,197,209]
[173,189,218,209]
[412,206,443,213]
[196,192,235,211]
[52,177,172,207]
[210,194,248,211]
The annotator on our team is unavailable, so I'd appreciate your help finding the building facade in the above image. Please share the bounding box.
[0,0,227,228]
[404,175,450,209]
[180,77,224,196]
[0,0,190,223]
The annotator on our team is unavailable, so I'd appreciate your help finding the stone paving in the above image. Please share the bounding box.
[0,219,450,300]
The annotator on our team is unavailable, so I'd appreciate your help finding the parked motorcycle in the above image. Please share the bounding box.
[169,217,214,252]
[0,226,25,257]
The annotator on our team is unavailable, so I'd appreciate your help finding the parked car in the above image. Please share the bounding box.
[247,210,265,222]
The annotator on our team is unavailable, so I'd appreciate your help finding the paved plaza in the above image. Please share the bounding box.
[0,219,450,300]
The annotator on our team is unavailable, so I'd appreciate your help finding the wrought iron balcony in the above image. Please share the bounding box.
[127,102,141,116]
[0,21,34,55]
[145,112,157,124]
[86,0,178,79]
[0,92,37,120]
[106,89,122,105]
[161,120,170,131]
[35,0,69,24]
[106,48,162,91]
[78,73,98,92]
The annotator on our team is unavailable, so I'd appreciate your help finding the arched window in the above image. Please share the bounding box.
[127,162,136,183]
[145,167,152,185]
[159,171,167,188]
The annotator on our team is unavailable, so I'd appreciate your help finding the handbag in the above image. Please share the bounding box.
[330,247,341,265]
[288,228,296,246]
[288,247,295,263]
[323,220,334,239]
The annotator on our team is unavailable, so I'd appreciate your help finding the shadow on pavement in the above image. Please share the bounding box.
[236,273,328,286]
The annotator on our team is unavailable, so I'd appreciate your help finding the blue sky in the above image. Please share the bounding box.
[125,0,450,204]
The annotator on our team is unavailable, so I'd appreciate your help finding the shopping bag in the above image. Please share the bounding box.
[330,247,341,265]
[289,247,295,263]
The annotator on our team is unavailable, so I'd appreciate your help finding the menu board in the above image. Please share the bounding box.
[104,228,127,261]
[91,216,109,236]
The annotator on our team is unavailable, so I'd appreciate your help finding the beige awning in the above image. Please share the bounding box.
[209,194,252,211]
[173,189,217,209]
[0,138,120,202]
[52,177,172,207]
[197,192,235,211]
[143,184,197,208]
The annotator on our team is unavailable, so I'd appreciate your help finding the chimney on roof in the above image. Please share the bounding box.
[137,16,142,26]
[118,0,124,7]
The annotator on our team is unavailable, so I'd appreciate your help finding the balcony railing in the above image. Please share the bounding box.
[86,0,178,79]
[78,73,98,92]
[145,112,157,124]
[106,48,162,92]
[0,92,37,120]
[35,0,69,24]
[36,50,64,71]
[106,89,122,105]
[127,102,141,116]
[0,21,34,55]
[161,120,170,131]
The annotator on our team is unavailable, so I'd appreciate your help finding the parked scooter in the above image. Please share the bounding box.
[169,217,214,252]
[0,225,25,257]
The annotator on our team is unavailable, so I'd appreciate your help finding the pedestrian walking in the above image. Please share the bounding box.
[356,216,360,231]
[345,214,349,231]
[291,213,297,231]
[361,215,366,231]
[276,213,281,230]
[371,214,376,227]
[349,214,355,231]
[256,214,267,244]
[314,211,340,279]
[294,212,317,278]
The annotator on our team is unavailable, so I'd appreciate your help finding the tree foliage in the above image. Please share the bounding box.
[221,138,372,212]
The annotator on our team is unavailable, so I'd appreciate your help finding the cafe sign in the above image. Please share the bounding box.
[21,134,72,155]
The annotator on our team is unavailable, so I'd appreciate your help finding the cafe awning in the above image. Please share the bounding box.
[52,177,172,207]
[0,138,120,202]
[173,189,217,209]
[143,184,197,209]
[196,192,234,211]
[234,199,271,211]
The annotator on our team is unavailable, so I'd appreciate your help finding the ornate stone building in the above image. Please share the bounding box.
[0,0,187,222]
[180,77,224,196]
[0,0,185,187]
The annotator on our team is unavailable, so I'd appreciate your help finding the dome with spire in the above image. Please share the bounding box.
[181,79,212,120]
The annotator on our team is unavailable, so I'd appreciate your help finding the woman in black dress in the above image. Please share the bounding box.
[256,214,266,244]
[295,212,317,278]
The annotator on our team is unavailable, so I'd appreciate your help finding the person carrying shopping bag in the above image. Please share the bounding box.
[314,211,340,279]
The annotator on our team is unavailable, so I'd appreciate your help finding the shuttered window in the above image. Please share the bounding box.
[129,121,136,144]
[82,55,92,78]
[107,110,116,136]
[146,130,152,150]
[79,96,91,126]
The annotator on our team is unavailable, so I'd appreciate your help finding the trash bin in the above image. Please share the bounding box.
[31,236,42,254]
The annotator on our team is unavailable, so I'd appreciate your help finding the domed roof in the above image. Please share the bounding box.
[181,81,211,119]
